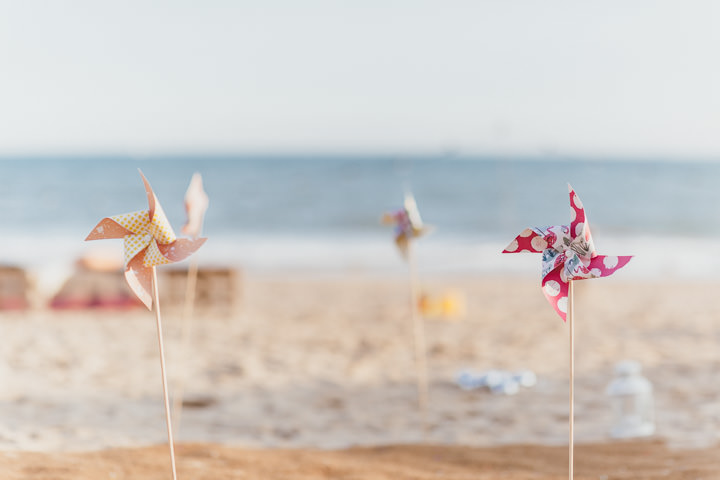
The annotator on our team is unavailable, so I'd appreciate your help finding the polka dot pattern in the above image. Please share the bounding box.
[111,210,148,235]
[530,235,546,251]
[502,228,546,253]
[544,280,561,297]
[111,202,177,268]
[603,256,619,269]
[144,238,173,267]
[574,222,584,237]
[148,201,176,245]
[503,184,632,322]
[123,233,149,266]
[557,297,568,314]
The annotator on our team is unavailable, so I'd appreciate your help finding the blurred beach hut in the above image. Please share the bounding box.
[0,265,32,310]
[161,266,241,317]
[49,254,142,310]
[50,253,241,313]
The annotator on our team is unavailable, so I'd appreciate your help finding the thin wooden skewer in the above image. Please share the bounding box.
[568,280,575,480]
[151,267,178,480]
[407,241,429,417]
[172,256,200,433]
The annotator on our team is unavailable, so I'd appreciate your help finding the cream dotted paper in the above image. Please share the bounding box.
[110,197,177,267]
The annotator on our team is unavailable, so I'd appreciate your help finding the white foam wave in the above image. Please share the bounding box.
[4,233,720,296]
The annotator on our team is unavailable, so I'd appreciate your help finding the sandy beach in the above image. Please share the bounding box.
[1,272,720,477]
[3,441,720,479]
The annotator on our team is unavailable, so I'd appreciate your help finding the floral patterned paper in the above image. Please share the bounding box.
[384,193,433,259]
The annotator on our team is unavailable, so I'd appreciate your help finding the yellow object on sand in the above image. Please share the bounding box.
[418,290,466,320]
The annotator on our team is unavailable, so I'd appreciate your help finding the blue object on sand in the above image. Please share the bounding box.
[455,369,537,395]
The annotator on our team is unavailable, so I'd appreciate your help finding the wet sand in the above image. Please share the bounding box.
[2,441,719,479]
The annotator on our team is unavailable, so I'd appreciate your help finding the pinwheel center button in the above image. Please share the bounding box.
[143,233,153,244]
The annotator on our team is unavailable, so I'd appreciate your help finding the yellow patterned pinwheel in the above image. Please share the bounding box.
[86,170,207,309]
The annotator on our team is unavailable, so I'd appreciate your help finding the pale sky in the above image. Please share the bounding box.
[1,1,718,157]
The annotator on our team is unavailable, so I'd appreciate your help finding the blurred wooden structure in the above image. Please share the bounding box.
[50,269,141,310]
[0,265,31,310]
[49,259,240,315]
[160,267,240,316]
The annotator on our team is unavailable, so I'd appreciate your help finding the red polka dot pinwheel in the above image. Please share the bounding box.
[502,184,631,480]
[502,184,632,321]
[85,170,207,309]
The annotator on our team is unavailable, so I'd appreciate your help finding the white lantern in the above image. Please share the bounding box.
[605,360,655,438]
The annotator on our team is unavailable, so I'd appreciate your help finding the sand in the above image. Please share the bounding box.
[1,272,720,476]
[2,441,720,479]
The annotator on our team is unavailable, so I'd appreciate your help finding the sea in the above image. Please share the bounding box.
[0,155,718,291]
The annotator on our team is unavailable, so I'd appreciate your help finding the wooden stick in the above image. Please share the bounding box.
[568,280,575,480]
[152,267,179,480]
[407,241,429,415]
[172,256,200,433]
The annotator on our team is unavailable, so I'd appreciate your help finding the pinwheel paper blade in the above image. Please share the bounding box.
[86,218,135,241]
[503,184,631,321]
[140,171,157,221]
[159,238,207,263]
[384,193,433,259]
[85,170,207,310]
[125,255,154,309]
[182,172,209,238]
[502,228,547,253]
[404,193,433,239]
